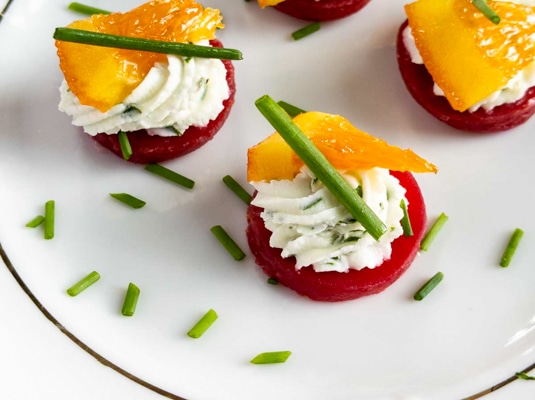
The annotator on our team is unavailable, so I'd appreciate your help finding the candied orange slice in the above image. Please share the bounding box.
[56,0,224,112]
[258,0,285,8]
[405,0,535,111]
[247,112,437,182]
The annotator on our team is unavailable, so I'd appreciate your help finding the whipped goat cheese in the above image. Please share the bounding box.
[402,1,535,113]
[251,167,407,273]
[59,41,229,136]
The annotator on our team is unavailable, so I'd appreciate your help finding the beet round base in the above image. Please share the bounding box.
[396,20,535,133]
[91,39,236,164]
[274,0,371,21]
[246,171,427,302]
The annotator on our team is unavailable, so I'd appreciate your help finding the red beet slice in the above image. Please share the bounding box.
[246,171,427,302]
[91,39,236,164]
[273,0,371,21]
[396,20,535,133]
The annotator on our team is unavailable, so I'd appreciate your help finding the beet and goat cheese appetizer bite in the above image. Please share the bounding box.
[257,0,372,21]
[397,0,535,132]
[55,0,238,163]
[246,101,437,301]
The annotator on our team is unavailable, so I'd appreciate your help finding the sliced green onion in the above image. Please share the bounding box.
[118,131,132,160]
[255,95,387,241]
[53,28,243,60]
[68,2,111,15]
[187,309,218,338]
[145,163,195,189]
[67,271,101,296]
[121,282,140,316]
[267,277,279,285]
[516,372,535,380]
[413,271,444,301]
[222,175,252,204]
[251,351,292,364]
[472,0,500,24]
[400,199,413,237]
[109,193,146,209]
[499,228,524,268]
[277,100,306,118]
[210,225,246,261]
[420,212,448,251]
[26,215,45,228]
[44,200,55,240]
[292,22,321,41]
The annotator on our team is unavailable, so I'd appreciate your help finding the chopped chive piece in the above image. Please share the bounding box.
[516,372,535,380]
[292,21,321,41]
[26,215,45,228]
[53,28,243,60]
[277,100,306,118]
[255,95,387,240]
[67,271,100,296]
[144,163,195,189]
[420,212,448,251]
[166,125,182,135]
[44,200,55,240]
[267,277,279,285]
[400,199,413,237]
[187,309,218,338]
[67,2,111,15]
[251,351,292,364]
[122,105,142,115]
[118,131,132,160]
[472,0,500,24]
[413,271,444,301]
[109,193,146,209]
[499,228,524,268]
[210,225,246,261]
[222,175,252,204]
[121,282,140,316]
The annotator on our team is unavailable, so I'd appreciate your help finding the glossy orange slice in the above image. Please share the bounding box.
[405,0,535,111]
[247,112,437,182]
[56,0,224,112]
[258,0,285,8]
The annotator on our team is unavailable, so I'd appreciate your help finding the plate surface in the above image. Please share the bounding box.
[1,1,535,399]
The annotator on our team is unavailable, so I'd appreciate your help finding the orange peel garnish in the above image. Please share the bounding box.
[56,0,224,112]
[405,0,535,111]
[247,112,437,182]
[257,0,285,8]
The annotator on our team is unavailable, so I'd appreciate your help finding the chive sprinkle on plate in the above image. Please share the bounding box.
[44,200,55,240]
[222,175,252,205]
[26,215,45,228]
[121,282,140,316]
[292,22,321,41]
[420,212,448,251]
[251,351,292,364]
[499,228,524,268]
[110,193,146,209]
[413,271,444,301]
[210,225,246,261]
[66,271,101,297]
[187,309,218,338]
[145,163,195,189]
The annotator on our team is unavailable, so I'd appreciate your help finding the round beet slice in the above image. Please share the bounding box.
[91,39,236,164]
[246,171,427,302]
[273,0,371,21]
[396,20,535,133]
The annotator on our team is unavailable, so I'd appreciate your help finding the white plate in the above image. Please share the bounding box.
[1,1,535,399]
